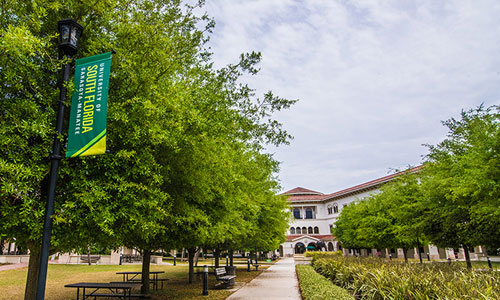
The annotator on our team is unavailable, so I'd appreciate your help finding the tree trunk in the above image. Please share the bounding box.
[141,250,151,295]
[87,244,91,266]
[214,249,220,268]
[229,250,234,267]
[194,248,201,267]
[403,248,408,263]
[463,245,472,269]
[181,248,185,261]
[187,248,196,284]
[24,247,41,300]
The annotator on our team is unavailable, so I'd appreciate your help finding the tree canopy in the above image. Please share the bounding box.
[333,168,425,259]
[420,105,500,267]
[0,0,296,297]
[334,105,500,268]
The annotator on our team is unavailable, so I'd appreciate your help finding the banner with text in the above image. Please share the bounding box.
[66,52,112,158]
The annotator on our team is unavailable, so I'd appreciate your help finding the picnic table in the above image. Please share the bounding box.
[64,282,141,300]
[116,271,166,291]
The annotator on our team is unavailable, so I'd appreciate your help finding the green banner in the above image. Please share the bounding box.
[66,52,112,158]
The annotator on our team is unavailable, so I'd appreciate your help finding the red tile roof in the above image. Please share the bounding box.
[286,234,335,241]
[324,165,422,200]
[285,166,422,203]
[282,187,323,195]
[286,194,329,201]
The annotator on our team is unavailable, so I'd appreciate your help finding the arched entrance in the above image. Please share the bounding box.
[316,241,326,251]
[295,242,306,254]
[327,242,334,251]
[279,245,283,257]
[306,242,317,251]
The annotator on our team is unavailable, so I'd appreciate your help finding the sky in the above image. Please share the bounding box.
[199,0,500,194]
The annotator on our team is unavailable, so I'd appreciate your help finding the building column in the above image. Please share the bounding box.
[428,245,440,260]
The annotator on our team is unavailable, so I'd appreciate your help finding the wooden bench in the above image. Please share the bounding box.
[215,267,236,288]
[122,254,143,263]
[248,263,262,271]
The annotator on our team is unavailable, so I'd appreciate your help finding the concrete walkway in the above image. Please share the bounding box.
[226,257,301,300]
[0,262,28,271]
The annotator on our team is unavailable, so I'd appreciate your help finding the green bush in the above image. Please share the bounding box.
[305,250,343,258]
[296,264,354,300]
[313,256,500,299]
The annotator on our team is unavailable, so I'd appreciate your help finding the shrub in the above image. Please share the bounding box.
[305,251,343,259]
[296,264,354,300]
[312,256,500,299]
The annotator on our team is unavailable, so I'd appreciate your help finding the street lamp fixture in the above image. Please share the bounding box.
[58,19,83,56]
[36,19,83,300]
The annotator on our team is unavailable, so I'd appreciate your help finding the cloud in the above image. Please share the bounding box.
[200,0,500,193]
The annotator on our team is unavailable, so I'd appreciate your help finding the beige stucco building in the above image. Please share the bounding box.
[279,166,488,260]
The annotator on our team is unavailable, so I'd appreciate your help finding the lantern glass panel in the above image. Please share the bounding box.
[60,24,70,44]
[70,26,80,46]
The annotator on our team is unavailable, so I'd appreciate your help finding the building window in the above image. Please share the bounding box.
[290,227,295,234]
[296,227,301,234]
[314,226,319,234]
[305,208,314,219]
[333,204,338,214]
[308,227,313,234]
[327,205,333,215]
[293,208,301,219]
[302,227,307,234]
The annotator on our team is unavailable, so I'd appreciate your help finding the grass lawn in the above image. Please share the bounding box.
[0,264,267,300]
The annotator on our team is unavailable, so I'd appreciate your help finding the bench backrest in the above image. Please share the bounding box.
[215,267,226,276]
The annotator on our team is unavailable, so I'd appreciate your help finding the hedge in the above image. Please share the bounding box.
[312,256,500,299]
[296,264,354,300]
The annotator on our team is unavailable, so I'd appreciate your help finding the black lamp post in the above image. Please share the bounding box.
[35,19,83,300]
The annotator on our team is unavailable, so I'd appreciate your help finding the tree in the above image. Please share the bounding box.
[1,1,296,298]
[421,105,500,268]
[0,3,85,297]
[375,169,427,262]
[165,141,289,282]
[333,200,374,250]
[334,167,427,262]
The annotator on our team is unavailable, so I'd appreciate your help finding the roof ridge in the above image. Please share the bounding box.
[285,165,422,202]
[282,186,324,195]
[325,165,422,199]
